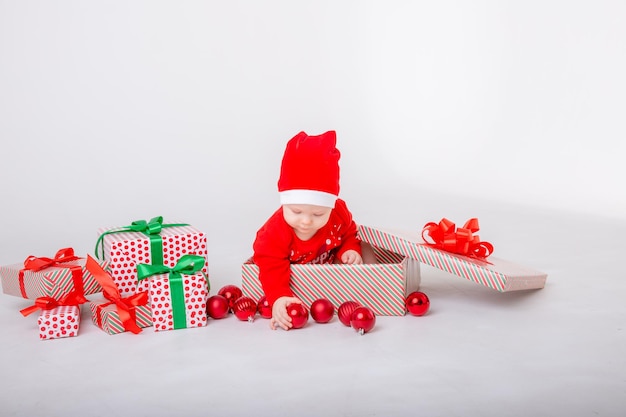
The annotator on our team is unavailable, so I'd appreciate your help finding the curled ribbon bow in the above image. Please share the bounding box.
[85,255,149,334]
[18,247,87,301]
[422,218,494,259]
[20,289,86,317]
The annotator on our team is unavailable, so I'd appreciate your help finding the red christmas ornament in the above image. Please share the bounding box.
[206,295,229,319]
[217,284,243,312]
[257,295,272,319]
[405,291,430,316]
[233,296,257,322]
[337,301,361,326]
[350,306,376,335]
[310,298,335,323]
[286,303,309,329]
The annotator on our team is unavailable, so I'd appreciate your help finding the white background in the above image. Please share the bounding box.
[1,2,625,417]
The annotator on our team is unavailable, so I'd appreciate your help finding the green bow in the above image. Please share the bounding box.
[94,216,189,263]
[137,255,207,330]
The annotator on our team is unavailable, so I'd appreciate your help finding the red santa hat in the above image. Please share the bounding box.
[278,130,340,208]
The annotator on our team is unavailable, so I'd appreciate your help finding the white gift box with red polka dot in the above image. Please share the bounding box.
[96,224,208,296]
[241,235,421,316]
[37,305,81,340]
[145,272,209,332]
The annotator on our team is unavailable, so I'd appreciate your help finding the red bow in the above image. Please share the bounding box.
[422,218,494,259]
[85,255,148,334]
[20,289,85,317]
[18,247,87,301]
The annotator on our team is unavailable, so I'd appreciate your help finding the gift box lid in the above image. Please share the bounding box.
[358,225,547,292]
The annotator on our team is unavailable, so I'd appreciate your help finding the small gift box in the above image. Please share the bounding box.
[95,216,208,296]
[20,290,86,341]
[137,255,209,332]
[358,219,547,292]
[85,256,152,335]
[241,244,421,316]
[0,248,105,300]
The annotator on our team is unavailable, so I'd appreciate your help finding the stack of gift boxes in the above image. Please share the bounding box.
[1,216,548,341]
[0,217,210,340]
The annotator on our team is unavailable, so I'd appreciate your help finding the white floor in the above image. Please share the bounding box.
[1,198,624,417]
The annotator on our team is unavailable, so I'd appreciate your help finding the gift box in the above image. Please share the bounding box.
[1,248,105,300]
[38,305,81,340]
[95,216,208,296]
[90,298,152,335]
[241,244,421,316]
[85,255,153,335]
[358,222,547,292]
[137,255,209,332]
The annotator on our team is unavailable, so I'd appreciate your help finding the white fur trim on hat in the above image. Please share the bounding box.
[279,189,337,208]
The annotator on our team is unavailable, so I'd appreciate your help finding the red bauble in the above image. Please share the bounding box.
[337,301,361,326]
[233,296,257,322]
[350,306,376,335]
[286,303,309,329]
[257,295,272,319]
[310,298,335,324]
[405,291,430,316]
[217,285,243,311]
[206,295,229,319]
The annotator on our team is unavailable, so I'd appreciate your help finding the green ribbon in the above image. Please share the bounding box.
[136,254,207,330]
[94,216,189,265]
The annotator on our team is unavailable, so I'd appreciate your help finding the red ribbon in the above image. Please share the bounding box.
[18,247,87,301]
[20,289,86,317]
[422,218,494,259]
[85,255,148,334]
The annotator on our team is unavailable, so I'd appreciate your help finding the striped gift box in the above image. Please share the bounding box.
[0,259,106,300]
[358,225,547,292]
[96,224,208,296]
[89,299,152,335]
[241,245,421,316]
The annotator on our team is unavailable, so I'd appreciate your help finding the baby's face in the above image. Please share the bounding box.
[282,204,332,241]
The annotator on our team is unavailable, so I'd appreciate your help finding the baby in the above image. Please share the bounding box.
[253,130,374,330]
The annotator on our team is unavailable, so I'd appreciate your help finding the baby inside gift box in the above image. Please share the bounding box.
[242,226,422,317]
[242,219,547,316]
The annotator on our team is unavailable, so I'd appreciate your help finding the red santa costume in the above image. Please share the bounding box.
[253,131,362,306]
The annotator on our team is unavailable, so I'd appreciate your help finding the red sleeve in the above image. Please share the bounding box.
[333,199,363,259]
[252,208,295,306]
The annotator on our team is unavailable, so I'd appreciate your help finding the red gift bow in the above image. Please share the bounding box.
[422,218,494,259]
[20,289,86,317]
[85,255,148,334]
[18,247,87,301]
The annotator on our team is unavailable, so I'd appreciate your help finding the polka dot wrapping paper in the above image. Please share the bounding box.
[37,305,81,340]
[0,258,107,300]
[95,224,208,296]
[144,272,209,332]
[89,298,153,335]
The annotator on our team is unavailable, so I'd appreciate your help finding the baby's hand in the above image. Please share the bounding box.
[270,296,302,330]
[341,250,363,265]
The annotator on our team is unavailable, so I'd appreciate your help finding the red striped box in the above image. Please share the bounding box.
[358,225,547,292]
[38,305,81,340]
[96,224,208,296]
[241,245,421,316]
[0,259,106,300]
[89,298,153,335]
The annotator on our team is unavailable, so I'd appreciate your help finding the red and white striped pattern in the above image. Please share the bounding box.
[358,225,547,292]
[89,300,153,335]
[241,248,421,316]
[0,259,106,300]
